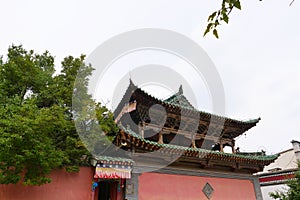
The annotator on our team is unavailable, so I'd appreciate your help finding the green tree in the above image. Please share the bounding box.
[0,97,64,185]
[72,58,119,157]
[0,45,117,185]
[270,162,300,200]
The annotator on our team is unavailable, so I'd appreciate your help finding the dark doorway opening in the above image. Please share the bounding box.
[98,180,124,200]
[98,181,110,200]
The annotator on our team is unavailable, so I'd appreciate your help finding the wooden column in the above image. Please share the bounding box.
[191,133,196,148]
[158,132,164,144]
[231,140,236,153]
[139,123,144,138]
[220,140,224,152]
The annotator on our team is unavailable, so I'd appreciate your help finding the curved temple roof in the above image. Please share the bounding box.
[164,85,196,110]
[113,126,278,173]
[112,81,277,173]
[118,126,278,163]
[114,80,260,140]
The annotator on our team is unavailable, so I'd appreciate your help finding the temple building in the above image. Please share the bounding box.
[258,140,300,200]
[0,81,279,200]
[92,81,278,200]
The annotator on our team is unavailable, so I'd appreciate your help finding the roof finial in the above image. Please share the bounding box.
[129,78,133,85]
[178,84,183,94]
[128,78,137,90]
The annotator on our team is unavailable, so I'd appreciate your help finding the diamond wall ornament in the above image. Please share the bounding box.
[202,182,214,199]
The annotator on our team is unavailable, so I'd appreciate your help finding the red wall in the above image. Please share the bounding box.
[0,167,93,200]
[139,172,257,200]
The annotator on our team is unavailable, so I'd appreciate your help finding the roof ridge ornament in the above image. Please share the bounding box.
[129,78,134,85]
[178,84,183,95]
[128,78,138,91]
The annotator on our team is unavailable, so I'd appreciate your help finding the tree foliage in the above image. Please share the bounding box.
[0,45,117,185]
[204,0,243,38]
[269,162,300,200]
[205,0,295,38]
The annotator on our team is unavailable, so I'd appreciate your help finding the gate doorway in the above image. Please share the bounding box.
[97,180,125,200]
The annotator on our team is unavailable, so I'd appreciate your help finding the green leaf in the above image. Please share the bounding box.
[203,23,214,36]
[233,0,241,9]
[223,13,229,24]
[213,29,219,39]
[208,11,217,22]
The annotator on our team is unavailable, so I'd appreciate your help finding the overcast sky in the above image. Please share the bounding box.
[1,0,299,155]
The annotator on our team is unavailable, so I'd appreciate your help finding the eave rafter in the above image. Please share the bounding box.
[115,127,278,173]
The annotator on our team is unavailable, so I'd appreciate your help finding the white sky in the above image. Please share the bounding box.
[1,0,299,155]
